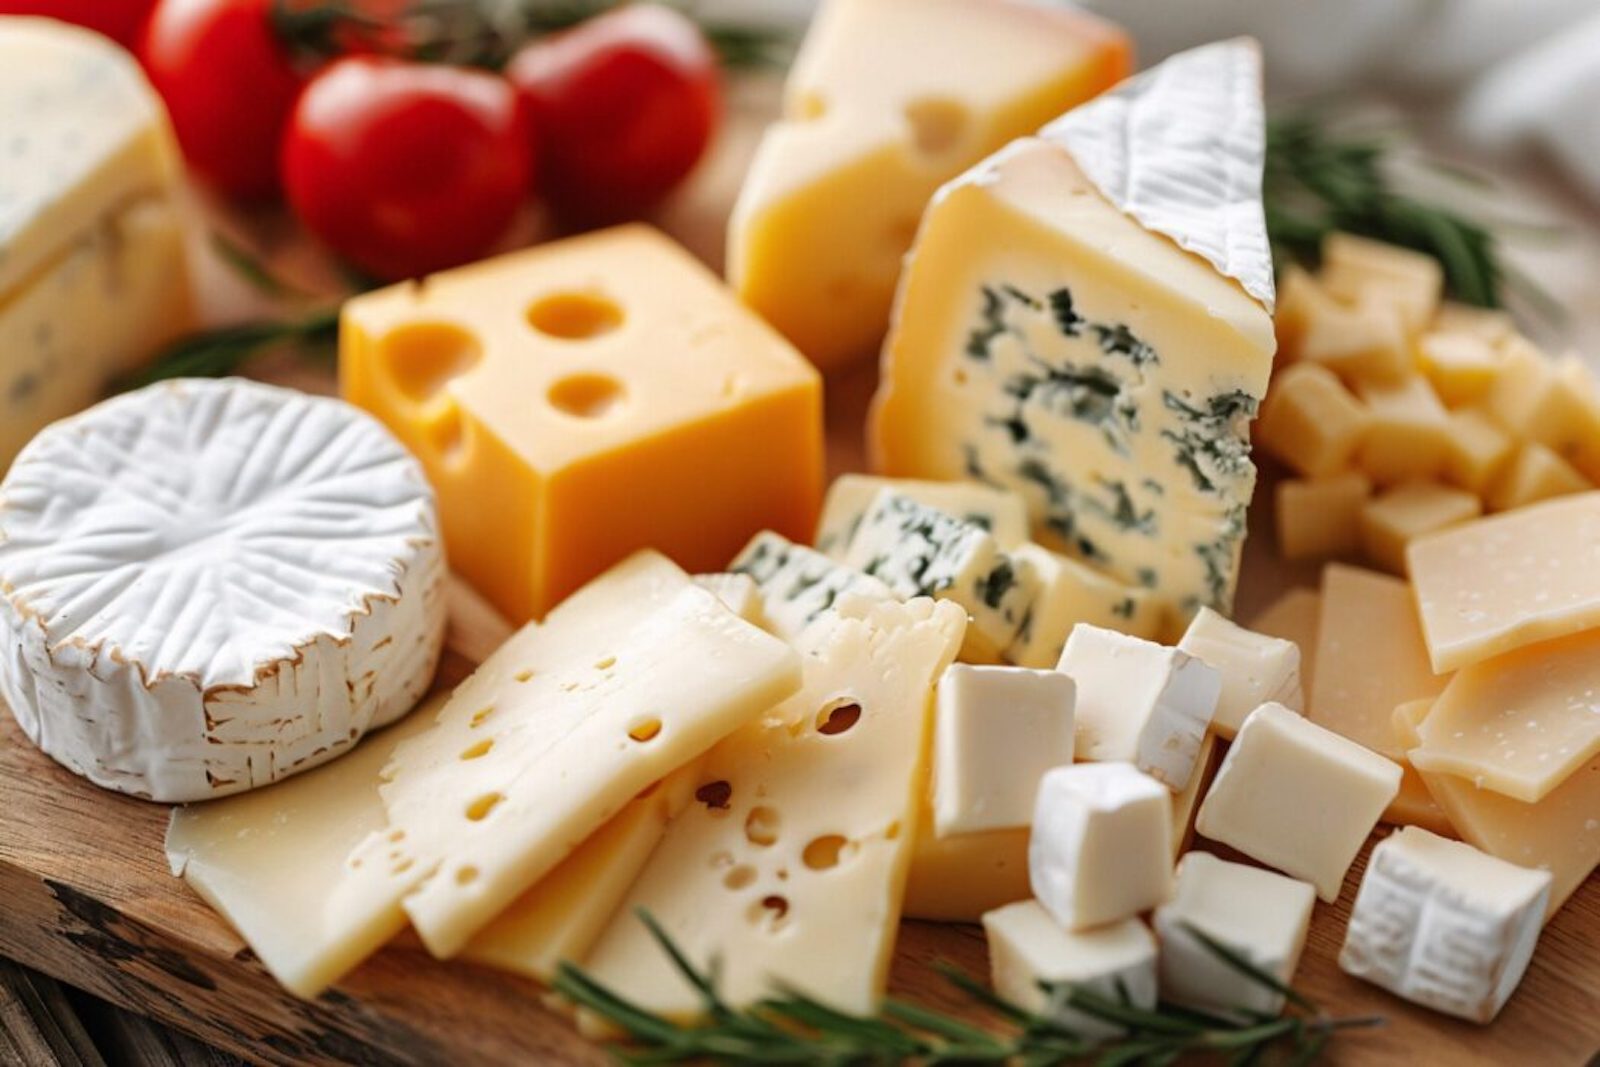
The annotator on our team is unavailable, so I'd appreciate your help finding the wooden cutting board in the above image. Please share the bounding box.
[1,74,1597,1067]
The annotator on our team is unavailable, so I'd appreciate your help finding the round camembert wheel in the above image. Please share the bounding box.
[0,378,446,802]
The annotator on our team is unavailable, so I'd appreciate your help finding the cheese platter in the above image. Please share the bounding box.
[0,1,1598,1064]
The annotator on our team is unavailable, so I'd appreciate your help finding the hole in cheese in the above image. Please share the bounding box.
[696,780,732,810]
[465,792,504,821]
[455,865,479,886]
[469,706,495,728]
[793,91,827,121]
[904,96,968,155]
[627,717,663,743]
[526,291,624,339]
[744,805,780,847]
[548,373,625,419]
[816,700,862,736]
[459,739,493,761]
[594,655,617,670]
[513,669,534,683]
[802,834,848,870]
[380,321,483,405]
[723,864,757,890]
[753,894,790,923]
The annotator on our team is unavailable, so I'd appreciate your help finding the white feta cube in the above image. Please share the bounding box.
[983,900,1157,1038]
[1340,827,1551,1024]
[1196,702,1402,901]
[1029,762,1172,931]
[933,665,1076,836]
[1055,626,1220,788]
[1154,851,1316,1017]
[1177,606,1303,739]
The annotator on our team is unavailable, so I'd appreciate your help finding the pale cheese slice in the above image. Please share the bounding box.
[583,596,967,1017]
[344,551,802,958]
[1409,629,1600,804]
[1247,588,1322,692]
[165,696,443,999]
[1408,492,1600,672]
[1310,564,1447,758]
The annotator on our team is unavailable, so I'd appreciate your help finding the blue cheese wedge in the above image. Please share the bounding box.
[730,530,897,642]
[814,473,1030,555]
[840,490,1039,661]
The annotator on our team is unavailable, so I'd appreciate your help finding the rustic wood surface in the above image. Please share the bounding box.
[3,70,1600,1067]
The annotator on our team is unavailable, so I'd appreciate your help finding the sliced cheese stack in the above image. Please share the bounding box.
[342,225,824,626]
[871,39,1277,625]
[729,0,1130,370]
[1263,234,1600,575]
[0,18,192,470]
[0,379,445,802]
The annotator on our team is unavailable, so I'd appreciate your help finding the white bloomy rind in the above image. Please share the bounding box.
[1040,37,1275,311]
[0,378,445,802]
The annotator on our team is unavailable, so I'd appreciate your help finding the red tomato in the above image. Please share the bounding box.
[281,57,532,281]
[141,0,306,201]
[0,0,157,47]
[507,4,720,224]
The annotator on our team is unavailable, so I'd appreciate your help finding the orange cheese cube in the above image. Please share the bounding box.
[341,226,824,624]
[1257,363,1369,478]
[1353,373,1451,485]
[1358,482,1481,575]
[1276,472,1370,561]
[1487,441,1590,512]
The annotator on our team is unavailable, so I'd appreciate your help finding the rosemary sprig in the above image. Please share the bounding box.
[551,911,1383,1065]
[118,309,340,392]
[1263,113,1507,309]
[270,0,796,72]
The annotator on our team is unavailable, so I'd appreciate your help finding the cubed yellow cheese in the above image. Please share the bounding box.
[1395,699,1599,920]
[903,799,1030,922]
[1483,339,1597,468]
[1417,332,1502,407]
[341,226,824,624]
[1441,408,1514,494]
[1298,295,1410,382]
[1005,542,1162,668]
[1353,374,1451,485]
[1408,492,1600,671]
[1310,564,1447,758]
[1358,482,1481,575]
[729,0,1129,370]
[1431,302,1514,347]
[1552,356,1600,481]
[1487,441,1590,512]
[1409,629,1600,804]
[1271,264,1335,361]
[1276,472,1371,561]
[1257,364,1369,478]
[1247,588,1322,693]
[1319,233,1444,335]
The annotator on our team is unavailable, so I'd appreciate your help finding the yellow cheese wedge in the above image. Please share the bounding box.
[903,799,1030,923]
[1408,629,1600,804]
[728,0,1129,370]
[1275,472,1370,561]
[1247,588,1322,693]
[1358,482,1481,576]
[340,551,801,959]
[341,225,823,625]
[1408,492,1600,671]
[165,696,442,999]
[460,761,702,981]
[584,597,966,1017]
[1395,700,1599,920]
[1309,564,1447,758]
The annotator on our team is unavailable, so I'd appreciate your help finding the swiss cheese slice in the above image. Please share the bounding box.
[728,0,1129,369]
[583,596,967,1017]
[342,551,802,958]
[1408,492,1600,671]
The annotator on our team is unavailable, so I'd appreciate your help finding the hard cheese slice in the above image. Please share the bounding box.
[165,695,442,999]
[871,43,1276,624]
[344,551,801,958]
[1408,492,1600,672]
[583,596,967,1017]
[1396,700,1599,919]
[1409,629,1600,804]
[728,0,1128,369]
[1310,564,1447,758]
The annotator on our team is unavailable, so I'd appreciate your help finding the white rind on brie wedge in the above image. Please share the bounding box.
[0,377,446,802]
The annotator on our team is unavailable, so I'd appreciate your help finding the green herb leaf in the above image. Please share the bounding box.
[115,309,340,393]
